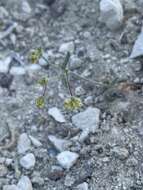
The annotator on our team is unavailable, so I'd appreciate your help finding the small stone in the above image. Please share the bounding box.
[50,0,67,17]
[100,0,124,30]
[48,107,66,123]
[10,34,17,45]
[69,55,82,70]
[10,67,26,75]
[38,52,49,66]
[0,165,8,177]
[76,182,89,190]
[72,107,100,133]
[57,151,79,169]
[84,96,93,105]
[0,6,9,19]
[17,133,31,154]
[0,56,12,73]
[32,172,44,185]
[20,153,36,169]
[3,185,20,190]
[5,159,13,166]
[48,135,70,152]
[75,86,85,96]
[26,65,41,73]
[64,174,75,187]
[130,28,143,58]
[22,1,32,15]
[17,176,33,190]
[112,147,129,160]
[48,167,64,181]
[9,0,32,21]
[59,41,75,54]
[29,136,42,147]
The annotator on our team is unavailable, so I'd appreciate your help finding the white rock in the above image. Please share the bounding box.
[72,107,100,133]
[0,56,12,73]
[39,52,49,66]
[25,64,41,72]
[75,86,85,96]
[100,0,124,30]
[130,28,143,58]
[22,1,32,15]
[76,182,89,190]
[10,67,26,75]
[69,55,82,70]
[48,135,70,152]
[59,41,75,54]
[17,176,33,190]
[17,133,31,154]
[0,164,8,177]
[10,0,32,21]
[0,6,9,19]
[20,153,36,169]
[29,136,42,147]
[48,107,66,123]
[57,151,79,169]
[3,185,20,190]
[5,158,13,166]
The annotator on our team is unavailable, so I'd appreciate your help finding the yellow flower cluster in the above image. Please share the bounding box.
[36,96,45,109]
[29,48,43,64]
[64,97,82,110]
[38,77,48,86]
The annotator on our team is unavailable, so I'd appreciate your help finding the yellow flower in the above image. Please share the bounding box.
[38,77,48,86]
[36,96,45,109]
[29,48,43,64]
[64,97,82,110]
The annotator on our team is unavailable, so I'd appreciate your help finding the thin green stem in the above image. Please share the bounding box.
[64,70,73,97]
[42,55,102,87]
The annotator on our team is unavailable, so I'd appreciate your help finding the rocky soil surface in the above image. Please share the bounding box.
[0,0,143,189]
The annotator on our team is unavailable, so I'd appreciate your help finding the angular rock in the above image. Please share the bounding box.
[72,107,100,133]
[0,165,8,177]
[29,136,42,147]
[57,151,79,169]
[10,67,26,76]
[48,107,66,123]
[112,147,129,160]
[0,56,12,73]
[0,6,9,19]
[20,153,36,169]
[48,135,70,152]
[100,0,124,30]
[64,174,75,187]
[130,28,143,58]
[69,55,82,70]
[59,41,75,54]
[3,185,20,190]
[76,182,89,190]
[50,0,67,17]
[8,0,32,21]
[17,133,31,154]
[17,176,33,190]
[25,65,41,73]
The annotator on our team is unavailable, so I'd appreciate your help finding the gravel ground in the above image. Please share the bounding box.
[0,0,143,189]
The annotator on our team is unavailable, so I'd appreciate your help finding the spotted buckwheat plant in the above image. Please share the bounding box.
[29,48,82,111]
